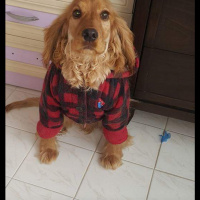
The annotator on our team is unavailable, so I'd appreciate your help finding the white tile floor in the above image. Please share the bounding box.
[5,84,195,200]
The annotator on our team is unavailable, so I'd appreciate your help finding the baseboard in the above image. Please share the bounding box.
[129,99,195,123]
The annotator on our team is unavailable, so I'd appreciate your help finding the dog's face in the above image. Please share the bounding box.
[68,0,112,55]
[42,0,136,76]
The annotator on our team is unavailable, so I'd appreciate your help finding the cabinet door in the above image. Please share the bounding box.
[144,0,195,55]
[133,0,195,111]
[134,48,195,110]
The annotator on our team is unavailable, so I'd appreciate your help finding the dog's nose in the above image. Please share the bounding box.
[82,28,98,42]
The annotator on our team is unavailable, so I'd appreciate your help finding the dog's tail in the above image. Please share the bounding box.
[5,97,40,112]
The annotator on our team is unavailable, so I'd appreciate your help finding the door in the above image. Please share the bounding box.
[133,0,195,111]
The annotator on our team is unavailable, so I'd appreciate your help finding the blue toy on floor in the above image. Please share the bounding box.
[160,131,171,143]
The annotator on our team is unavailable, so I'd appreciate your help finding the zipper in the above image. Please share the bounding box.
[81,72,87,128]
[84,89,87,128]
[82,75,87,128]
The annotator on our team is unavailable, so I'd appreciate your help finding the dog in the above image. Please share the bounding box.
[6,0,139,170]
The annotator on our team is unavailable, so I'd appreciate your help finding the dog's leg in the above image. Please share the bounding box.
[100,135,133,170]
[80,121,102,134]
[80,123,95,134]
[39,136,59,164]
[58,117,73,135]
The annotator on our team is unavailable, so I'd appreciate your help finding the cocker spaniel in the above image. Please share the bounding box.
[6,0,139,170]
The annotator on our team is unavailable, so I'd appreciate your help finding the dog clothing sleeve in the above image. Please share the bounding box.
[37,64,63,139]
[102,78,130,144]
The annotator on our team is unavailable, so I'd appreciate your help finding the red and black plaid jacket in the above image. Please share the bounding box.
[37,57,139,144]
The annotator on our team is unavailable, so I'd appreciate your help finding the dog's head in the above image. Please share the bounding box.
[43,0,136,76]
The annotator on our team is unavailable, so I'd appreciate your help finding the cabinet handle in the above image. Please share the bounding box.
[6,11,39,21]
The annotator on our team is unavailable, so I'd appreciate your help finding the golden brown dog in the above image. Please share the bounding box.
[6,0,137,170]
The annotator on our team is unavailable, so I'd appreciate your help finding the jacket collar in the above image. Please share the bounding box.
[107,71,131,79]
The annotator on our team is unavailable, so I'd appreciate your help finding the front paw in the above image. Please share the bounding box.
[58,127,67,135]
[100,155,122,170]
[39,148,59,164]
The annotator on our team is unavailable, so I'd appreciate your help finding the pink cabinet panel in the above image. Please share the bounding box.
[6,5,58,28]
[6,46,43,67]
[5,5,53,90]
[6,71,44,91]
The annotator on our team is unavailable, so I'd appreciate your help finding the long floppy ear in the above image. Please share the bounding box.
[42,11,69,67]
[110,15,136,75]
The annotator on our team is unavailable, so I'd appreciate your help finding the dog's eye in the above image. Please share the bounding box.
[100,11,109,20]
[73,9,82,19]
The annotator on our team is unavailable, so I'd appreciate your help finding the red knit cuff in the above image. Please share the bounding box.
[37,121,63,139]
[103,126,128,144]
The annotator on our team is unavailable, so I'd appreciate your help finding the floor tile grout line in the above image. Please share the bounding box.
[57,139,96,153]
[154,169,195,182]
[145,145,162,200]
[73,135,103,200]
[165,130,195,138]
[5,125,37,135]
[130,120,165,130]
[5,126,104,151]
[121,159,154,170]
[6,123,101,156]
[10,177,74,199]
[6,123,194,141]
[15,85,41,92]
[94,135,103,154]
[95,151,155,170]
[6,86,17,100]
[73,151,95,199]
[145,117,169,200]
[15,88,41,96]
[6,88,41,101]
[6,125,102,153]
[7,138,39,187]
[5,176,12,188]
[6,85,17,91]
[131,119,195,138]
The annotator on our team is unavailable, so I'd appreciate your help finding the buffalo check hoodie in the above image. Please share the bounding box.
[37,56,139,144]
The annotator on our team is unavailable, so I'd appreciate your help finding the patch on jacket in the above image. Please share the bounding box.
[97,98,105,108]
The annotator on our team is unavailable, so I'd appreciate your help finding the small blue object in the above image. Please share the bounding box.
[98,102,102,108]
[97,98,105,108]
[159,131,171,143]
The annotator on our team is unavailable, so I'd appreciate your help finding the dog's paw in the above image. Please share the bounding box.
[82,127,93,134]
[58,127,67,135]
[39,148,59,164]
[100,155,122,170]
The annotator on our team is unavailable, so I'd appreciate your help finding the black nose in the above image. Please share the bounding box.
[82,28,98,42]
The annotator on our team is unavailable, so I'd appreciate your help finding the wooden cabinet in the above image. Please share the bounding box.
[144,0,194,55]
[130,0,195,122]
[135,48,195,109]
